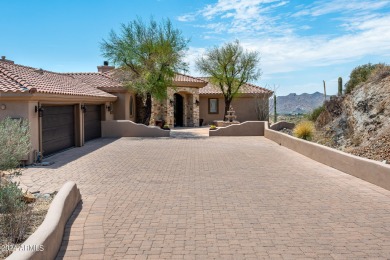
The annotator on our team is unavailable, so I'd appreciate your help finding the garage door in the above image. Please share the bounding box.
[84,105,101,142]
[42,105,75,156]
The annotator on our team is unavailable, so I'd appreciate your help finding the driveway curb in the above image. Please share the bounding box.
[7,181,81,260]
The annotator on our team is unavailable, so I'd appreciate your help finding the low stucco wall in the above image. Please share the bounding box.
[264,125,390,191]
[270,121,295,131]
[7,181,81,260]
[209,121,265,136]
[102,120,170,137]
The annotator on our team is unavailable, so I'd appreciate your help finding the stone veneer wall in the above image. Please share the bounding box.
[150,87,200,128]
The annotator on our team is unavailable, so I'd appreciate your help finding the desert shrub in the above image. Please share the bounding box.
[254,94,270,121]
[0,182,32,245]
[368,63,390,82]
[0,117,31,172]
[293,121,315,140]
[344,63,377,94]
[210,125,217,130]
[308,106,325,122]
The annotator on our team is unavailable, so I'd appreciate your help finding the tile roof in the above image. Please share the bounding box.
[174,73,206,84]
[104,69,206,86]
[198,77,273,95]
[65,72,122,89]
[0,61,115,98]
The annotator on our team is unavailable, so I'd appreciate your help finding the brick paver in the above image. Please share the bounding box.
[17,136,390,259]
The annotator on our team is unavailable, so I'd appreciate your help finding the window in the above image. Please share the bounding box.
[208,98,219,114]
[129,96,134,116]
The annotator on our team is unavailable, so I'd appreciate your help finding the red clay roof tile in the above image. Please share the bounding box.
[198,77,272,95]
[0,61,115,98]
[65,72,122,89]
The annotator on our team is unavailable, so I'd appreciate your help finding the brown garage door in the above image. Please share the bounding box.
[84,105,101,142]
[42,105,75,156]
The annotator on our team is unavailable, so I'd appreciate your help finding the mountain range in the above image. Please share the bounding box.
[270,92,330,115]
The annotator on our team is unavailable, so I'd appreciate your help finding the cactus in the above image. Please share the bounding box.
[273,94,277,123]
[338,77,343,96]
[323,80,326,103]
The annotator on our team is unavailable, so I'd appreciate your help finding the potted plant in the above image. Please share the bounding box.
[162,124,170,130]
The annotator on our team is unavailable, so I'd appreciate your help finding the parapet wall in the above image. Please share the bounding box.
[264,124,390,191]
[209,121,265,136]
[102,120,170,138]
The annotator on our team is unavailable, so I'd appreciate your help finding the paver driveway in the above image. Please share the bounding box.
[18,136,390,259]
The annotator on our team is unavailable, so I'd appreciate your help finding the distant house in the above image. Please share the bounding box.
[0,57,271,163]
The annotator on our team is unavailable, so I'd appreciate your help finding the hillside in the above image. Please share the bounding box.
[316,71,390,163]
[270,92,330,115]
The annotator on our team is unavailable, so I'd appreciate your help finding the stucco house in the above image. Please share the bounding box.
[0,57,271,163]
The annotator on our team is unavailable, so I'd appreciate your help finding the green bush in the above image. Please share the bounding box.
[210,125,217,130]
[308,106,324,122]
[344,63,377,94]
[293,121,315,140]
[0,117,31,172]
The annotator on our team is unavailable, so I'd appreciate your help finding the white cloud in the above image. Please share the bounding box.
[177,14,196,22]
[242,15,390,76]
[292,0,390,17]
[178,0,390,88]
[182,47,206,76]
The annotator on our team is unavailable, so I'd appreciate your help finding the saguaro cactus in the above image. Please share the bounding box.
[323,80,327,103]
[273,94,277,123]
[338,77,343,96]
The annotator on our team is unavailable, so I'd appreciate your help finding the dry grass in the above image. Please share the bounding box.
[368,63,390,83]
[0,196,52,259]
[293,121,315,140]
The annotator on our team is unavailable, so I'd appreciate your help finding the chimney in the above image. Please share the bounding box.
[1,56,14,64]
[97,61,114,73]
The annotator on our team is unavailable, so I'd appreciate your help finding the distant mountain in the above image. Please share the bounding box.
[269,92,330,115]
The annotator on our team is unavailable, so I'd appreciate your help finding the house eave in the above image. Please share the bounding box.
[0,92,117,102]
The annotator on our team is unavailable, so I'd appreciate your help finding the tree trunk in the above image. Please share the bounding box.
[224,99,232,121]
[135,93,152,125]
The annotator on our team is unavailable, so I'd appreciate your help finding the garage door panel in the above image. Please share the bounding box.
[42,106,75,156]
[84,105,101,142]
[42,135,75,155]
[42,114,74,129]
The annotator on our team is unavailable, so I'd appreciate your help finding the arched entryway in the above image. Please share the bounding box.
[174,93,184,127]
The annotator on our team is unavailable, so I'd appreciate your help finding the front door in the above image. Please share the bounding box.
[174,93,183,127]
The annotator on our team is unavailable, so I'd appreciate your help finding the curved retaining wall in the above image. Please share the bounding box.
[102,120,170,137]
[209,121,265,136]
[264,124,390,191]
[270,121,295,131]
[7,181,81,260]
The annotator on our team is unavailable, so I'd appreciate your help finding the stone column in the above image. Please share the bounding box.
[193,93,200,127]
[166,89,174,128]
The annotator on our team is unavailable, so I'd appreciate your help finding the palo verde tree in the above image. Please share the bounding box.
[196,40,260,120]
[100,18,188,125]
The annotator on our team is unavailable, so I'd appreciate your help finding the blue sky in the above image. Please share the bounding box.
[1,0,390,96]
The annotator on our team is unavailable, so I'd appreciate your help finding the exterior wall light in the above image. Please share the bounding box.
[106,104,112,112]
[81,104,87,113]
[170,99,174,106]
[195,99,200,106]
[35,106,44,117]
[0,104,6,110]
